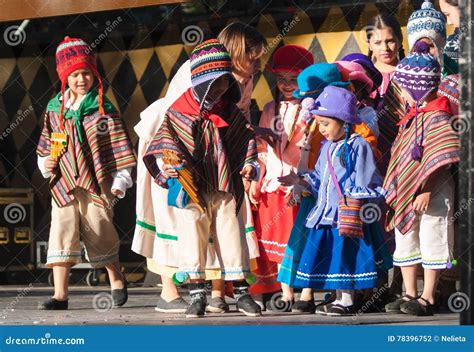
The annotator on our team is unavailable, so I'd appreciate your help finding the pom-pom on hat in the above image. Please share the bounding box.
[55,36,104,129]
[310,85,361,125]
[293,63,350,99]
[266,45,314,74]
[407,0,446,65]
[394,40,441,102]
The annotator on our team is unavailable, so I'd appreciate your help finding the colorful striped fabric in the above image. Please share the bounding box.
[144,88,257,213]
[37,109,136,207]
[383,106,460,234]
[377,80,406,176]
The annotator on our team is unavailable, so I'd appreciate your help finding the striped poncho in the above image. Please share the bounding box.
[144,88,257,212]
[383,96,460,234]
[37,89,137,207]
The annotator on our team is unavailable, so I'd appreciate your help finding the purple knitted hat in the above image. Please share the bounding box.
[310,86,361,125]
[393,41,441,102]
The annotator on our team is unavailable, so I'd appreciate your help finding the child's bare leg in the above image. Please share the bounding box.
[105,261,124,290]
[419,268,440,304]
[400,265,418,298]
[160,275,181,301]
[211,279,225,298]
[52,263,71,300]
[299,288,313,301]
[281,283,294,301]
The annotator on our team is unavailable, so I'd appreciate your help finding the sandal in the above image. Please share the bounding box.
[384,294,417,313]
[400,296,436,316]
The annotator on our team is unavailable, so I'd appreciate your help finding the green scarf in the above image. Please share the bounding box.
[47,88,116,143]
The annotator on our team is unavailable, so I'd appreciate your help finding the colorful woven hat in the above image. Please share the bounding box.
[190,39,240,106]
[310,86,361,125]
[341,53,383,89]
[55,36,104,128]
[266,44,314,74]
[293,63,350,99]
[335,61,374,94]
[407,0,446,65]
[394,41,441,102]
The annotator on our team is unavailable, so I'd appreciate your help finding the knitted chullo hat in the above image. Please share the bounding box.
[189,39,240,107]
[407,0,446,66]
[394,40,441,161]
[394,40,441,103]
[55,36,104,129]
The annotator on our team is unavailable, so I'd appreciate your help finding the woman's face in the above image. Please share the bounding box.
[414,38,439,57]
[316,115,345,141]
[440,0,460,28]
[276,72,298,100]
[368,27,400,65]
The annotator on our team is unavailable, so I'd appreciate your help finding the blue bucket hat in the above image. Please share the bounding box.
[293,63,350,99]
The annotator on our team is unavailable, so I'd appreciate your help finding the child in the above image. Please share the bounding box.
[133,23,266,314]
[439,0,460,77]
[143,39,261,318]
[383,41,459,316]
[278,86,389,316]
[37,37,136,310]
[365,13,404,98]
[248,45,313,310]
[276,63,375,313]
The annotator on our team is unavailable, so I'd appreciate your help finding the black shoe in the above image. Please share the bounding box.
[112,280,128,307]
[237,294,262,317]
[326,304,358,316]
[39,298,68,310]
[265,295,294,312]
[185,298,206,318]
[315,302,334,316]
[292,299,316,314]
[385,294,417,313]
[206,297,230,313]
[400,297,437,316]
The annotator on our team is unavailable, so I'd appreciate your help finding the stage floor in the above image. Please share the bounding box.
[0,285,460,326]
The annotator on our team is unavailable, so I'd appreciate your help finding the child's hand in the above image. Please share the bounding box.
[45,157,58,173]
[111,188,124,197]
[240,165,256,181]
[249,180,261,204]
[162,164,179,178]
[278,171,307,187]
[413,192,431,213]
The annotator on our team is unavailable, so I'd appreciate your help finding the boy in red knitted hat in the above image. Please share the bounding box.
[36,37,137,310]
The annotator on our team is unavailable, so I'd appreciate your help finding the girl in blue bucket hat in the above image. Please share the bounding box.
[278,86,392,316]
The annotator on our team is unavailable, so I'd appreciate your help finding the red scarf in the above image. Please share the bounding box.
[397,96,452,126]
[171,88,229,128]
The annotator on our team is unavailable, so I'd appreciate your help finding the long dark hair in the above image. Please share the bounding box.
[444,0,458,6]
[366,13,405,62]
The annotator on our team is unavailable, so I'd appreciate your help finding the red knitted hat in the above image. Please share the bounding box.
[55,36,104,128]
[266,45,314,74]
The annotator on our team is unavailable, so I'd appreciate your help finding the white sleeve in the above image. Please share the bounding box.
[37,155,51,179]
[111,168,133,199]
